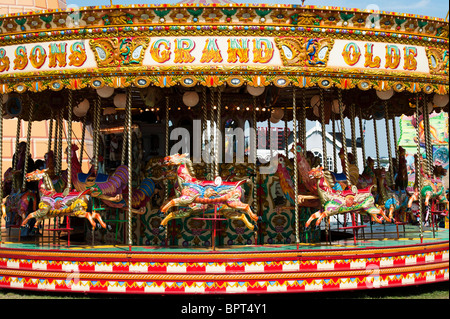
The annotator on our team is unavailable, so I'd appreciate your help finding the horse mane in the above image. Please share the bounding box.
[184,157,197,178]
[322,169,336,188]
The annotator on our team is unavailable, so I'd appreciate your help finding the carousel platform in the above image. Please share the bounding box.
[0,224,448,294]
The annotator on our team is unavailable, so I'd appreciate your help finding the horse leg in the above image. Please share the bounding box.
[161,195,198,214]
[77,211,97,230]
[160,212,174,227]
[365,206,383,224]
[21,206,49,227]
[226,200,259,222]
[424,192,432,207]
[305,211,324,228]
[91,211,107,229]
[315,211,329,226]
[407,192,418,208]
[160,207,198,230]
[388,205,395,222]
[222,210,255,231]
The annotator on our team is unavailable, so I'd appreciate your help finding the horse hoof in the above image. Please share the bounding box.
[257,216,263,223]
[253,224,259,232]
[106,224,113,231]
[158,210,165,218]
[158,225,166,233]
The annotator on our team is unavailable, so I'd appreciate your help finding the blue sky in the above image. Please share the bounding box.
[68,0,449,19]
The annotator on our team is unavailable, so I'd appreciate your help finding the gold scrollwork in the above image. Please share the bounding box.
[275,37,334,67]
[90,37,150,68]
[426,47,449,75]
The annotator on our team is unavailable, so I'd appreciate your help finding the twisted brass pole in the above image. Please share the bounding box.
[202,87,208,179]
[319,88,327,170]
[373,113,380,169]
[332,112,337,172]
[0,94,4,242]
[93,95,101,172]
[164,95,169,245]
[301,90,307,149]
[338,90,351,187]
[384,100,394,186]
[79,115,87,167]
[350,103,358,172]
[56,107,63,175]
[358,108,367,169]
[13,114,22,172]
[22,95,34,192]
[65,90,73,194]
[415,94,424,243]
[293,88,299,245]
[47,110,53,154]
[215,88,221,178]
[126,87,133,248]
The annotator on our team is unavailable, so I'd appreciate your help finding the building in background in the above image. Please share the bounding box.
[0,0,94,176]
[0,0,66,15]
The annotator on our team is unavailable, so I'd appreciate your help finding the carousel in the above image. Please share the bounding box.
[0,1,448,295]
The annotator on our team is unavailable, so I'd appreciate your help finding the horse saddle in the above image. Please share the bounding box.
[196,180,243,187]
[328,185,373,197]
[77,172,110,184]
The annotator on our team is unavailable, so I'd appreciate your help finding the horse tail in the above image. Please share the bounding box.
[101,165,129,194]
[131,177,155,208]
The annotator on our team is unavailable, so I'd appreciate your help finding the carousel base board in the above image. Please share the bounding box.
[0,227,448,295]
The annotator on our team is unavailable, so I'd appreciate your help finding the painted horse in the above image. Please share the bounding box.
[68,144,155,214]
[305,166,389,228]
[159,153,260,232]
[276,154,321,208]
[21,168,107,230]
[407,163,449,212]
[374,168,410,223]
[1,169,38,236]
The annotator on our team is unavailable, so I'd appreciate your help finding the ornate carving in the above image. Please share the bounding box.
[275,37,334,67]
[90,37,150,67]
[426,47,449,75]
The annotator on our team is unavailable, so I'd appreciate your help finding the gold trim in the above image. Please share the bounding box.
[0,243,447,260]
[0,262,447,281]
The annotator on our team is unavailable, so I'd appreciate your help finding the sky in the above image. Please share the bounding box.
[68,0,449,19]
[64,0,447,160]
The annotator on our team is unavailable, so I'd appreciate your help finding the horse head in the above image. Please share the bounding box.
[308,166,324,180]
[25,168,49,182]
[163,153,189,166]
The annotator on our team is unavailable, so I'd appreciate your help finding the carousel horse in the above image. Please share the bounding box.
[357,157,377,191]
[159,153,260,232]
[21,168,107,230]
[44,150,68,193]
[374,168,410,223]
[339,148,360,186]
[276,153,321,208]
[304,166,389,228]
[68,144,155,214]
[2,142,36,198]
[1,169,38,235]
[407,159,449,212]
[395,146,408,191]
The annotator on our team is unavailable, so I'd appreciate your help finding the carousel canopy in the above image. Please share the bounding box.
[0,2,448,122]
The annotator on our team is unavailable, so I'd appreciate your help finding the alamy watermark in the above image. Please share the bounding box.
[169,120,280,174]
